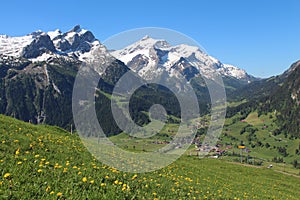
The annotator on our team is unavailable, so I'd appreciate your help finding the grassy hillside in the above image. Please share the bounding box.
[0,115,299,199]
[220,111,300,162]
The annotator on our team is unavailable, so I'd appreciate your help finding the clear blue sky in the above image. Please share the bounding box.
[0,0,299,78]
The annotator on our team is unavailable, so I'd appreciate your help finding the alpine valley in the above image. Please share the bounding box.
[0,25,299,160]
[0,25,255,131]
[1,25,300,199]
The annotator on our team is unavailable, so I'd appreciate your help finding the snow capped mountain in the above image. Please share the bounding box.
[219,64,249,80]
[0,34,35,57]
[0,26,255,83]
[112,36,254,82]
[0,25,107,64]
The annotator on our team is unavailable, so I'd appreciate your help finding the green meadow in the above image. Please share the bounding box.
[0,115,299,199]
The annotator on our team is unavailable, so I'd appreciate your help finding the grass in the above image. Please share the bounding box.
[0,114,300,199]
[220,111,300,165]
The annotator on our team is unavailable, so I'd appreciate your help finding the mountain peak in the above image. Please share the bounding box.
[71,25,81,32]
[112,36,255,81]
[0,26,104,62]
[131,35,171,50]
[141,35,151,40]
[47,29,61,40]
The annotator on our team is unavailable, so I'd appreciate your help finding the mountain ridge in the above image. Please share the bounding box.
[111,35,256,83]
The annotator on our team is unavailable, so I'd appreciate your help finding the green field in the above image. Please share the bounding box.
[0,115,299,199]
[220,111,300,166]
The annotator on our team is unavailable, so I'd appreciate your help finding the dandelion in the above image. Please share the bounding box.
[90,180,95,184]
[105,175,109,179]
[78,171,82,175]
[132,174,138,180]
[34,154,40,158]
[153,192,157,196]
[37,169,43,173]
[46,186,51,192]
[100,183,106,187]
[63,168,68,173]
[82,177,87,182]
[3,173,10,179]
[50,191,55,195]
[17,161,22,165]
[14,139,19,143]
[57,192,62,197]
[45,161,49,165]
[114,180,119,185]
[15,148,20,155]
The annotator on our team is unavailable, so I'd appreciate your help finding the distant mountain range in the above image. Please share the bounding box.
[0,25,298,137]
[0,25,256,83]
[112,35,255,82]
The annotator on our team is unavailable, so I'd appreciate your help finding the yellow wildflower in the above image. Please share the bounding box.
[132,174,138,180]
[82,177,87,182]
[57,192,62,197]
[3,173,10,179]
[15,148,20,155]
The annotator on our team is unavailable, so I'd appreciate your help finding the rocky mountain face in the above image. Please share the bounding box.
[0,25,103,63]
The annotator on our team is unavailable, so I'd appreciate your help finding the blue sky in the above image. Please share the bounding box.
[0,0,299,77]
